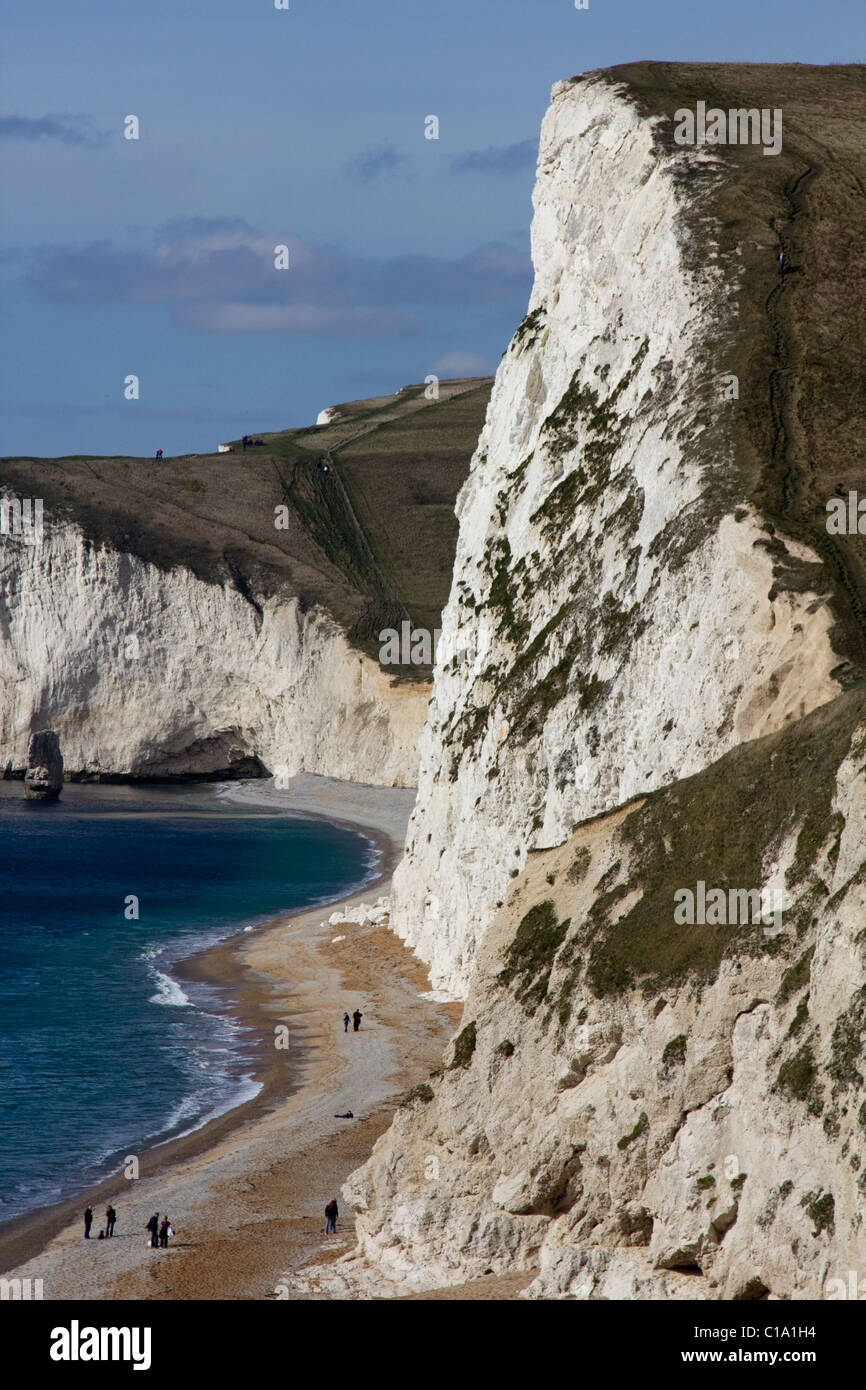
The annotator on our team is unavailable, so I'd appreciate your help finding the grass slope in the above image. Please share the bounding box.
[497,681,866,1038]
[0,377,492,672]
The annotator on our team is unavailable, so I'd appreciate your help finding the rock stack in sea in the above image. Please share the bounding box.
[24,730,64,802]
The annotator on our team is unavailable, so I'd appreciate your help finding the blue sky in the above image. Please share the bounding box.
[1,0,863,458]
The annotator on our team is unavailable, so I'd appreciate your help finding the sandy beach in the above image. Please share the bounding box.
[0,775,462,1301]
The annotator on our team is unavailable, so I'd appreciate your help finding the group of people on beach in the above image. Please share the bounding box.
[83,1204,116,1240]
[333,1011,366,1119]
[326,1005,365,1230]
[79,1008,369,1257]
[82,1204,174,1248]
[146,1212,175,1248]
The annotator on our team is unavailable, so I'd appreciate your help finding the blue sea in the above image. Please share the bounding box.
[0,781,375,1224]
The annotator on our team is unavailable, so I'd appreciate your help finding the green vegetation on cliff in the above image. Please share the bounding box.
[0,377,492,672]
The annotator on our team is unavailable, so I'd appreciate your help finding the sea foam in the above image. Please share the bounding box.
[149,971,191,1007]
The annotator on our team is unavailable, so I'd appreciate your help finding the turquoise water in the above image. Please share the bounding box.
[0,781,374,1224]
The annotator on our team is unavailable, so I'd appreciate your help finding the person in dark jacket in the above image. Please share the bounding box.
[159,1216,172,1248]
[343,1012,350,1032]
[146,1213,159,1248]
[83,1206,93,1239]
[324,1199,339,1234]
[105,1205,116,1237]
[352,1009,363,1032]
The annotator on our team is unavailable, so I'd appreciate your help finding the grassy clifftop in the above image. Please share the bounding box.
[592,61,866,673]
[0,376,492,670]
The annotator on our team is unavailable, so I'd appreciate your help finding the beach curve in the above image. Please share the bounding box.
[0,774,461,1300]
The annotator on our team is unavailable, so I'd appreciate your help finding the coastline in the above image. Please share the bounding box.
[0,774,461,1299]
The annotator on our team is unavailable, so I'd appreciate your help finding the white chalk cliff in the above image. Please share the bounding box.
[331,699,866,1299]
[296,69,866,1302]
[391,75,840,996]
[0,520,425,785]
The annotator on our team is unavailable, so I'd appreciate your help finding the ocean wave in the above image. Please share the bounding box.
[148,971,191,1007]
[158,1089,207,1134]
[151,1072,263,1147]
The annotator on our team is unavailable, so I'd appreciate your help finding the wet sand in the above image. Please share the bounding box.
[0,776,461,1300]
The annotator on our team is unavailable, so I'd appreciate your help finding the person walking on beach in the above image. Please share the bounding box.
[343,1012,350,1032]
[324,1199,338,1234]
[352,1009,363,1032]
[105,1205,116,1237]
[83,1206,93,1239]
[159,1216,173,1248]
[146,1212,160,1248]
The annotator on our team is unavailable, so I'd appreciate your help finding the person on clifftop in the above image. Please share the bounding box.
[324,1199,339,1234]
[343,1012,350,1032]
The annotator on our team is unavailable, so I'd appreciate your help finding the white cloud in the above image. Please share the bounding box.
[427,350,496,377]
[182,302,420,336]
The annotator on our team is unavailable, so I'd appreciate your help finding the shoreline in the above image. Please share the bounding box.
[0,775,460,1299]
[0,846,391,1277]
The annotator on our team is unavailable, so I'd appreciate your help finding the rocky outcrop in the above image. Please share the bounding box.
[24,729,63,801]
[0,520,426,785]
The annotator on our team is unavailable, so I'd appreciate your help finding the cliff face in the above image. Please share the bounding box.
[323,62,866,1299]
[0,378,492,784]
[344,690,866,1299]
[0,520,425,784]
[391,72,852,995]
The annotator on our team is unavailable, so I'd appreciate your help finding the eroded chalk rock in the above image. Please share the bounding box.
[24,730,63,802]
